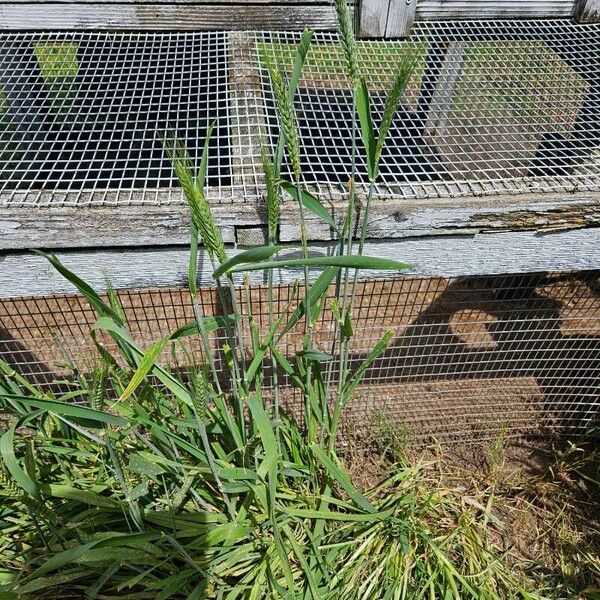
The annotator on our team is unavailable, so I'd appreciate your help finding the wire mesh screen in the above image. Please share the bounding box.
[259,22,600,200]
[1,271,599,443]
[0,31,232,206]
[0,20,598,207]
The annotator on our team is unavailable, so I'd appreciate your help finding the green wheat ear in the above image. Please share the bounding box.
[166,139,227,264]
[261,146,280,244]
[269,64,302,181]
[375,52,418,165]
[105,277,126,325]
[333,0,359,86]
[191,369,209,421]
[0,465,22,498]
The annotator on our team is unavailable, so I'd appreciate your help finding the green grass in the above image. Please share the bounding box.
[1,13,598,600]
[32,42,79,114]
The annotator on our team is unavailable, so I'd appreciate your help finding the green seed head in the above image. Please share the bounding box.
[191,370,209,421]
[269,65,302,181]
[168,141,227,265]
[261,147,280,243]
[333,0,359,86]
[0,466,22,498]
[90,364,108,411]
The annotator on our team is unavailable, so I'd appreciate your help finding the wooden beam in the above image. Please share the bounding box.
[2,192,599,251]
[359,0,390,38]
[2,227,600,298]
[574,0,600,22]
[414,0,574,20]
[0,4,338,30]
[385,0,417,38]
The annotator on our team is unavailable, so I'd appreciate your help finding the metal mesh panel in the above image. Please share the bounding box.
[260,22,600,201]
[0,20,598,207]
[2,271,599,442]
[0,31,232,206]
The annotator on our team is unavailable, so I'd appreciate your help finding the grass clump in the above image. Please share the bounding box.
[0,4,596,598]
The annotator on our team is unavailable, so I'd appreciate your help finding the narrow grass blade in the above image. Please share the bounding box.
[280,182,339,234]
[230,254,411,273]
[285,508,393,522]
[34,251,122,323]
[375,54,416,165]
[288,28,314,98]
[213,245,286,279]
[196,121,214,189]
[279,266,338,338]
[189,220,199,296]
[0,427,38,498]
[356,78,377,181]
[342,329,394,399]
[310,444,376,513]
[1,395,126,427]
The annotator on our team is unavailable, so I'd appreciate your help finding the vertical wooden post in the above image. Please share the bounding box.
[386,0,417,38]
[573,0,600,22]
[423,42,468,143]
[359,0,390,38]
[359,0,416,38]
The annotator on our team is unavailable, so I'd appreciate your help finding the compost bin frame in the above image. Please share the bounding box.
[0,0,598,297]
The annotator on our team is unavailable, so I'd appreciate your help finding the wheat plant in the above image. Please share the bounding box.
[0,4,554,599]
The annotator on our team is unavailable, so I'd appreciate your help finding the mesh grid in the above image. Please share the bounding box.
[0,31,232,206]
[0,21,598,207]
[2,272,599,442]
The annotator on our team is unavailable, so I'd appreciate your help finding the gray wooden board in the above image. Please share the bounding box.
[1,192,598,250]
[0,4,338,30]
[359,0,576,37]
[414,0,574,20]
[2,228,599,298]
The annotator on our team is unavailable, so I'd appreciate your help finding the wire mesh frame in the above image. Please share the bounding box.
[1,271,599,443]
[0,20,598,207]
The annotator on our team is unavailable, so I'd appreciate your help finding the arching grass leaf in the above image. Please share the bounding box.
[230,254,411,273]
[213,245,286,279]
[0,427,38,498]
[280,181,340,234]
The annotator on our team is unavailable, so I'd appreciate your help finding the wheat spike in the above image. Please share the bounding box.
[191,370,209,421]
[90,365,108,411]
[333,0,359,86]
[168,141,227,264]
[0,466,22,498]
[106,278,126,325]
[261,147,280,243]
[269,65,302,180]
[375,53,417,165]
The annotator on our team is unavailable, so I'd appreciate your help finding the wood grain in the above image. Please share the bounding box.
[2,227,600,297]
[2,192,598,250]
[0,4,338,30]
[574,0,600,22]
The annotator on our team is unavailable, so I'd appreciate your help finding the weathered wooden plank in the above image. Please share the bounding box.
[359,0,390,38]
[385,0,417,38]
[415,1,574,20]
[5,0,327,3]
[423,40,467,144]
[1,192,598,250]
[2,227,600,297]
[574,0,600,22]
[0,4,338,30]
